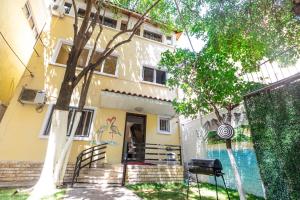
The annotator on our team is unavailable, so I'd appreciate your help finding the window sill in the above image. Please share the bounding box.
[49,62,118,78]
[140,80,168,88]
[39,135,91,141]
[157,131,172,135]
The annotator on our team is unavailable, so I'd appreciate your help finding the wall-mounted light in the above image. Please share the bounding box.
[134,107,143,112]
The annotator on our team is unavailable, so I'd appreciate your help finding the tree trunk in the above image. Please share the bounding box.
[30,110,69,199]
[225,109,247,200]
[226,140,246,200]
[30,110,81,199]
[56,81,73,111]
[53,111,81,185]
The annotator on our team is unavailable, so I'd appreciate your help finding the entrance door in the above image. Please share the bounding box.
[122,113,146,162]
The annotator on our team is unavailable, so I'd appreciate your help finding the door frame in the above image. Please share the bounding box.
[121,112,147,163]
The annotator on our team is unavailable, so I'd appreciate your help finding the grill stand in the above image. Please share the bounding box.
[186,171,231,200]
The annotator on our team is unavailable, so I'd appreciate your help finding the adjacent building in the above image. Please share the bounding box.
[0,0,50,121]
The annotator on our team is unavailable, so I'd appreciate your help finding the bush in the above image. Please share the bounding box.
[244,76,300,200]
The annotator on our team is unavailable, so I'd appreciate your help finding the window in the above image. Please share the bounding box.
[166,36,173,45]
[120,21,127,31]
[92,52,118,75]
[142,66,166,85]
[55,43,71,65]
[22,1,38,39]
[64,2,72,14]
[103,56,118,75]
[55,43,89,67]
[156,69,166,84]
[77,8,86,18]
[99,16,117,28]
[134,28,141,36]
[143,30,162,42]
[158,117,171,133]
[43,107,94,137]
[143,67,154,82]
[53,41,118,76]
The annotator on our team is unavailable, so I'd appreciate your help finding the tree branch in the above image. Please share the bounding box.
[73,0,162,85]
[72,0,78,39]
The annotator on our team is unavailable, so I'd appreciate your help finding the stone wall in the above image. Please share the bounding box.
[126,165,184,184]
[0,161,74,187]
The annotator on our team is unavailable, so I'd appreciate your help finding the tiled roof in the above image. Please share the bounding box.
[102,89,172,103]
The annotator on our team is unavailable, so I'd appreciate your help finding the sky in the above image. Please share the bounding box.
[176,33,204,52]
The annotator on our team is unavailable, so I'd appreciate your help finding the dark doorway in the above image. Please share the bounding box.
[122,113,146,163]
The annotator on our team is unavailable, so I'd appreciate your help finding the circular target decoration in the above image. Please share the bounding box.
[217,124,234,139]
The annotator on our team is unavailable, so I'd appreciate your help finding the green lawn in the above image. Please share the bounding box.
[0,189,29,200]
[0,188,66,200]
[126,182,264,200]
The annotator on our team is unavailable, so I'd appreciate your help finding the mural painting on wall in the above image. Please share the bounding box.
[91,116,122,145]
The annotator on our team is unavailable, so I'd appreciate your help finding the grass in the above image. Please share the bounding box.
[126,182,265,200]
[0,188,66,200]
[0,188,29,200]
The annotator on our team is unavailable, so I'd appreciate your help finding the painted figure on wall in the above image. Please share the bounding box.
[92,116,122,145]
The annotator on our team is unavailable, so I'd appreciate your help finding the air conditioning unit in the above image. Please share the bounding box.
[18,88,46,105]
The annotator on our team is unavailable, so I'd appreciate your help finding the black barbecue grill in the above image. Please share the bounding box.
[186,159,230,200]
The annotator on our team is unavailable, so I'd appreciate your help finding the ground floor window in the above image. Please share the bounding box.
[158,116,171,134]
[43,106,94,137]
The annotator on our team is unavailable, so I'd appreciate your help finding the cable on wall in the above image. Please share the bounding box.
[0,32,34,78]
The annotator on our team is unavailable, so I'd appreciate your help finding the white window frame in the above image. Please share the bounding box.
[141,65,167,85]
[157,116,172,134]
[50,39,119,78]
[64,2,73,15]
[39,104,97,141]
[166,36,173,45]
[23,0,38,39]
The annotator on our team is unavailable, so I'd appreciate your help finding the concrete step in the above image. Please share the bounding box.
[77,174,123,180]
[81,169,123,175]
[75,177,122,185]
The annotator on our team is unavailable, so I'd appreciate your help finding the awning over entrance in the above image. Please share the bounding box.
[100,89,176,117]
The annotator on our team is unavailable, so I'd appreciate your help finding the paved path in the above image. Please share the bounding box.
[63,184,141,200]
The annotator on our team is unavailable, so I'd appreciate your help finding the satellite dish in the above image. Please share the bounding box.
[217,124,235,139]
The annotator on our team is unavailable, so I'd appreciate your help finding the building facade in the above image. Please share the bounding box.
[0,0,181,170]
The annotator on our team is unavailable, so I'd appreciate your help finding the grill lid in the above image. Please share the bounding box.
[190,159,223,170]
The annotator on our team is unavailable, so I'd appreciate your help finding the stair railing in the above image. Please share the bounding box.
[71,143,107,186]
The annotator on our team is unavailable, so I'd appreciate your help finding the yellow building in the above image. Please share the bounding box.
[0,0,50,120]
[0,0,183,185]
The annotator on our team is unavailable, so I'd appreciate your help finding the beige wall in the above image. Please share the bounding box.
[0,11,180,164]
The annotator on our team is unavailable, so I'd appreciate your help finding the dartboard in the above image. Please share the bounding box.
[217,124,234,139]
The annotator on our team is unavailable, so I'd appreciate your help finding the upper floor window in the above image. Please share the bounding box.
[43,106,94,137]
[120,21,127,31]
[77,8,86,18]
[64,2,72,14]
[91,52,118,75]
[79,9,117,29]
[166,36,173,45]
[142,66,166,85]
[53,41,118,76]
[22,1,38,39]
[100,16,117,28]
[143,30,162,42]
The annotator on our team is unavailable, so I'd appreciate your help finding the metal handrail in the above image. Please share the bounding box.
[71,143,107,186]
